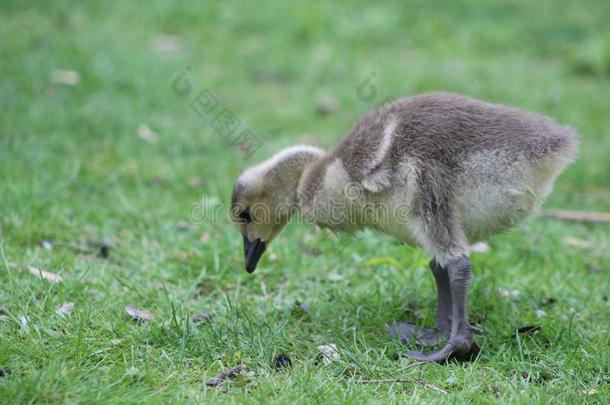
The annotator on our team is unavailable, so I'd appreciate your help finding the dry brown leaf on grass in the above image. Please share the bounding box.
[125,305,154,322]
[28,266,63,283]
[317,344,340,364]
[174,251,189,261]
[150,35,184,53]
[192,312,213,323]
[188,177,203,188]
[137,124,159,143]
[206,365,247,387]
[315,95,339,116]
[56,302,75,316]
[176,221,195,231]
[200,231,211,243]
[51,69,80,85]
[302,246,321,256]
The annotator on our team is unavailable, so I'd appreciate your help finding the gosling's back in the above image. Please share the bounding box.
[332,92,579,241]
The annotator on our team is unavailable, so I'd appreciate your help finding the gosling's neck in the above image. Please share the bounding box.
[297,157,323,209]
[297,154,364,231]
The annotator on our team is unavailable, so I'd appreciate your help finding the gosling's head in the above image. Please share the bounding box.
[231,145,324,273]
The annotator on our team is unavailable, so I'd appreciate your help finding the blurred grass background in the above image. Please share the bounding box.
[0,1,609,403]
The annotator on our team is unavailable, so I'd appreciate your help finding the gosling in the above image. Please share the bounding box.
[230,92,579,363]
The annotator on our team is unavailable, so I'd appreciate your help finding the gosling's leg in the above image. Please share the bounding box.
[430,258,453,332]
[405,256,480,362]
[388,259,452,346]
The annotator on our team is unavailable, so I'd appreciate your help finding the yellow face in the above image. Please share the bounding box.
[230,180,289,272]
[230,146,317,272]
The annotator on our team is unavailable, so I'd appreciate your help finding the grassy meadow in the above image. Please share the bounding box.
[0,0,609,403]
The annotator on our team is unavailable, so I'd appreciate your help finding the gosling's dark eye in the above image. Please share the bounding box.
[239,209,252,223]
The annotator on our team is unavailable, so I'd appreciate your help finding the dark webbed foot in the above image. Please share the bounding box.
[388,259,451,348]
[405,335,480,363]
[388,322,448,346]
[400,256,480,363]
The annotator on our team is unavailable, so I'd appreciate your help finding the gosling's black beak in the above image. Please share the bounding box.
[242,234,266,273]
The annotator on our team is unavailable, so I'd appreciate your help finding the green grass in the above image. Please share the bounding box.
[1,0,609,403]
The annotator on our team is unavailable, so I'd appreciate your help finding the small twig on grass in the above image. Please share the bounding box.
[536,209,610,224]
[357,378,448,394]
